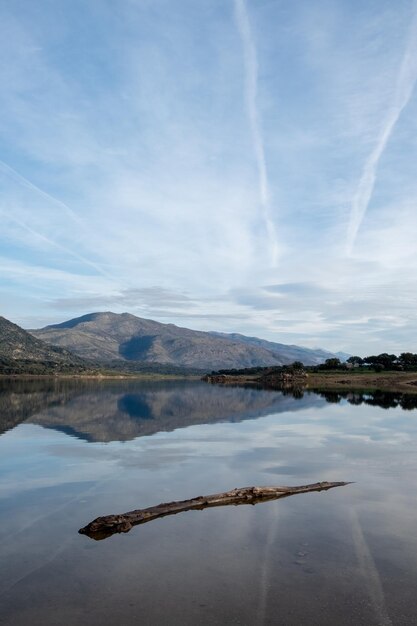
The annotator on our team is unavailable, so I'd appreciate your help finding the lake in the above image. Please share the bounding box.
[1,379,417,625]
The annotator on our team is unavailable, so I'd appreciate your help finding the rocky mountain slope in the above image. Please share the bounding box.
[210,331,336,365]
[31,311,338,370]
[0,316,89,374]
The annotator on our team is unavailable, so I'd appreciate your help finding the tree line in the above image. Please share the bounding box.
[319,352,417,372]
[210,352,417,377]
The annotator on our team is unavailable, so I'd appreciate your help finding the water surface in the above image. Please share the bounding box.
[1,379,417,625]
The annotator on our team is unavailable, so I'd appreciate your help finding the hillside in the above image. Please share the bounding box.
[31,311,339,370]
[210,331,336,365]
[0,316,90,374]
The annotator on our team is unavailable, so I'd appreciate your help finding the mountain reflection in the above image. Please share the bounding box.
[0,380,324,442]
[117,394,154,420]
[1,380,417,443]
[30,383,325,442]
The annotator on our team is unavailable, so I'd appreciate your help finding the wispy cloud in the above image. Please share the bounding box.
[346,2,417,255]
[1,1,417,354]
[234,0,279,266]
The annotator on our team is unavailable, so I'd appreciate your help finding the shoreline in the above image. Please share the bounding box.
[204,371,417,394]
[3,371,417,393]
[304,372,417,392]
[0,373,199,381]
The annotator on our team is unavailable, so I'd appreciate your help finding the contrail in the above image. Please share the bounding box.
[0,160,84,227]
[346,4,417,255]
[234,0,279,266]
[350,508,392,626]
[0,160,110,277]
[256,504,280,625]
[0,212,111,278]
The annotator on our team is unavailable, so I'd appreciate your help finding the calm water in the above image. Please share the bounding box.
[1,379,417,625]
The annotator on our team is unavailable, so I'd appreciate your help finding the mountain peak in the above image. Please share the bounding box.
[42,311,127,330]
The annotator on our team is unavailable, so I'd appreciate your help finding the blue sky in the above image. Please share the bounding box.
[1,0,417,355]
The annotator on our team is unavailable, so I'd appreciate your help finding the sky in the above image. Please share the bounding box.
[1,0,417,356]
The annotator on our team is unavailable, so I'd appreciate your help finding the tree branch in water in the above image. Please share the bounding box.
[79,481,351,541]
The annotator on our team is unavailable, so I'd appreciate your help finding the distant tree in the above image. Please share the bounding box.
[291,361,304,370]
[323,358,342,370]
[347,356,363,366]
[377,353,398,369]
[399,352,417,369]
[364,353,398,370]
[364,355,380,368]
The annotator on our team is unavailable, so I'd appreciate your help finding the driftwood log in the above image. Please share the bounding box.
[79,481,350,540]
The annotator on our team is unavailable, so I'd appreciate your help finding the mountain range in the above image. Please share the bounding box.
[30,311,341,370]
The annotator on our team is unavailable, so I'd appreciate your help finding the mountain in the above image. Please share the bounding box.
[0,316,90,374]
[31,311,339,370]
[210,331,336,366]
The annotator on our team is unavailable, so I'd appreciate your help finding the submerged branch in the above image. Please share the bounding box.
[79,481,351,541]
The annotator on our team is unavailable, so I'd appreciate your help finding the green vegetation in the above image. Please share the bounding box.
[315,352,417,372]
[0,356,202,377]
[0,356,92,376]
[99,361,204,377]
[210,352,417,378]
